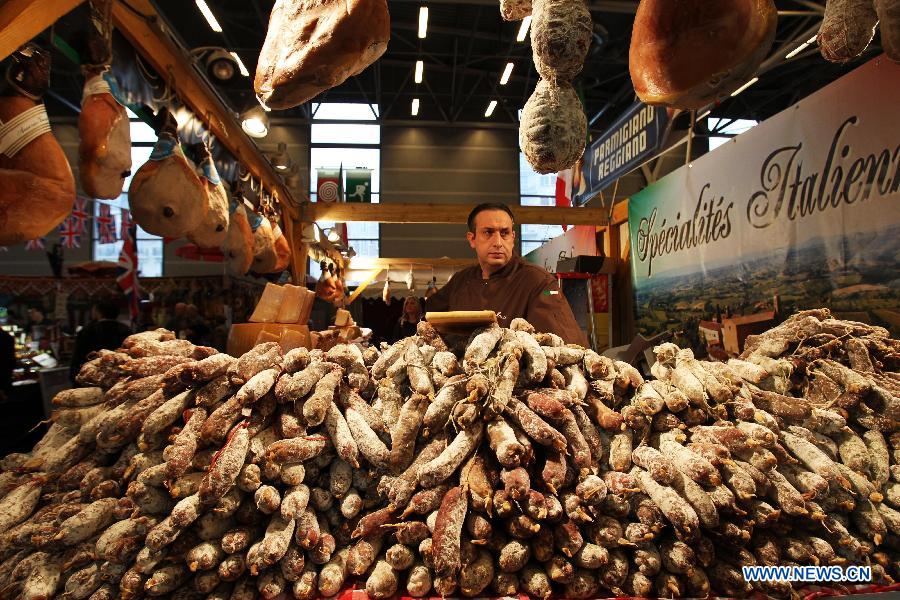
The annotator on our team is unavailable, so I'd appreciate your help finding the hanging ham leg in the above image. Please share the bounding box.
[249,210,278,273]
[128,108,208,238]
[225,196,254,276]
[186,143,229,249]
[263,217,291,273]
[0,45,75,246]
[78,0,131,199]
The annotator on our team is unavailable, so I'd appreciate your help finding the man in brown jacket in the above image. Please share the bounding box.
[426,203,589,346]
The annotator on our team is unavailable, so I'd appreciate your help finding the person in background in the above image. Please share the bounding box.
[165,302,188,335]
[426,202,588,346]
[393,296,422,341]
[0,328,14,401]
[69,298,132,384]
[183,304,210,345]
[26,306,52,338]
[309,278,338,332]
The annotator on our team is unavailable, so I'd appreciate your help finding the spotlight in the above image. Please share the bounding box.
[240,105,269,138]
[414,60,424,84]
[205,49,238,82]
[271,142,290,171]
[516,16,532,42]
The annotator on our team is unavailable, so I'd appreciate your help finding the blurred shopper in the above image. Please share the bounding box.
[0,328,13,401]
[70,298,131,384]
[309,278,338,332]
[393,295,422,341]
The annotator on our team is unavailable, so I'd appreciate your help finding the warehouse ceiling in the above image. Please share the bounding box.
[37,0,885,135]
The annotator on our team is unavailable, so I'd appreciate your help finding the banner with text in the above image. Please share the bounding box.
[628,57,900,340]
[575,101,668,205]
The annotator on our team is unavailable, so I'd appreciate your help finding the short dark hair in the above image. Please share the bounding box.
[95,299,119,319]
[467,203,515,233]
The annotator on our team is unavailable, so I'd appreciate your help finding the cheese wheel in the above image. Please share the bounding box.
[276,284,304,323]
[249,283,285,323]
[530,0,592,81]
[629,0,777,110]
[519,79,587,174]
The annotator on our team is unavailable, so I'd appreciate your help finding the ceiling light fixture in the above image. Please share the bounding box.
[230,52,249,76]
[411,98,420,116]
[271,142,290,171]
[195,0,223,33]
[730,77,759,97]
[500,62,514,85]
[485,100,497,117]
[414,60,424,83]
[785,34,819,59]
[240,105,269,138]
[516,16,532,42]
[418,6,429,39]
[203,49,237,81]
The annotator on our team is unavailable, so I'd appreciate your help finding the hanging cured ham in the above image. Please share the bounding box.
[225,196,254,276]
[249,209,278,273]
[186,143,229,249]
[254,0,391,109]
[0,46,75,246]
[78,0,131,200]
[265,216,292,273]
[629,0,777,110]
[128,108,208,238]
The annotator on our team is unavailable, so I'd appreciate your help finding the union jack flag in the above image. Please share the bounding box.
[58,217,81,248]
[25,238,45,251]
[71,196,89,234]
[97,203,117,244]
[120,208,133,240]
[117,220,140,321]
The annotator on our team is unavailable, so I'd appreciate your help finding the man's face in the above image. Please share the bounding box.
[318,281,337,301]
[467,209,515,274]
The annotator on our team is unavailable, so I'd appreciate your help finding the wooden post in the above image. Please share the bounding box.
[0,0,84,60]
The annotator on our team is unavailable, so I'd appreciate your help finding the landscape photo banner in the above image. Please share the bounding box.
[628,57,900,339]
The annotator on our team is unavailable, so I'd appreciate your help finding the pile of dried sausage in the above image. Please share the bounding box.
[0,308,897,598]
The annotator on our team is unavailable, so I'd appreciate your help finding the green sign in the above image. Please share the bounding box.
[345,168,372,203]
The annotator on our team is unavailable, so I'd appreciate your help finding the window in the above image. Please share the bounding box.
[309,103,381,272]
[519,152,564,255]
[92,110,164,276]
[707,118,759,152]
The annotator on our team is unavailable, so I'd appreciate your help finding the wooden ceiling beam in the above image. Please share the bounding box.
[0,0,85,60]
[302,203,610,226]
[110,0,297,220]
